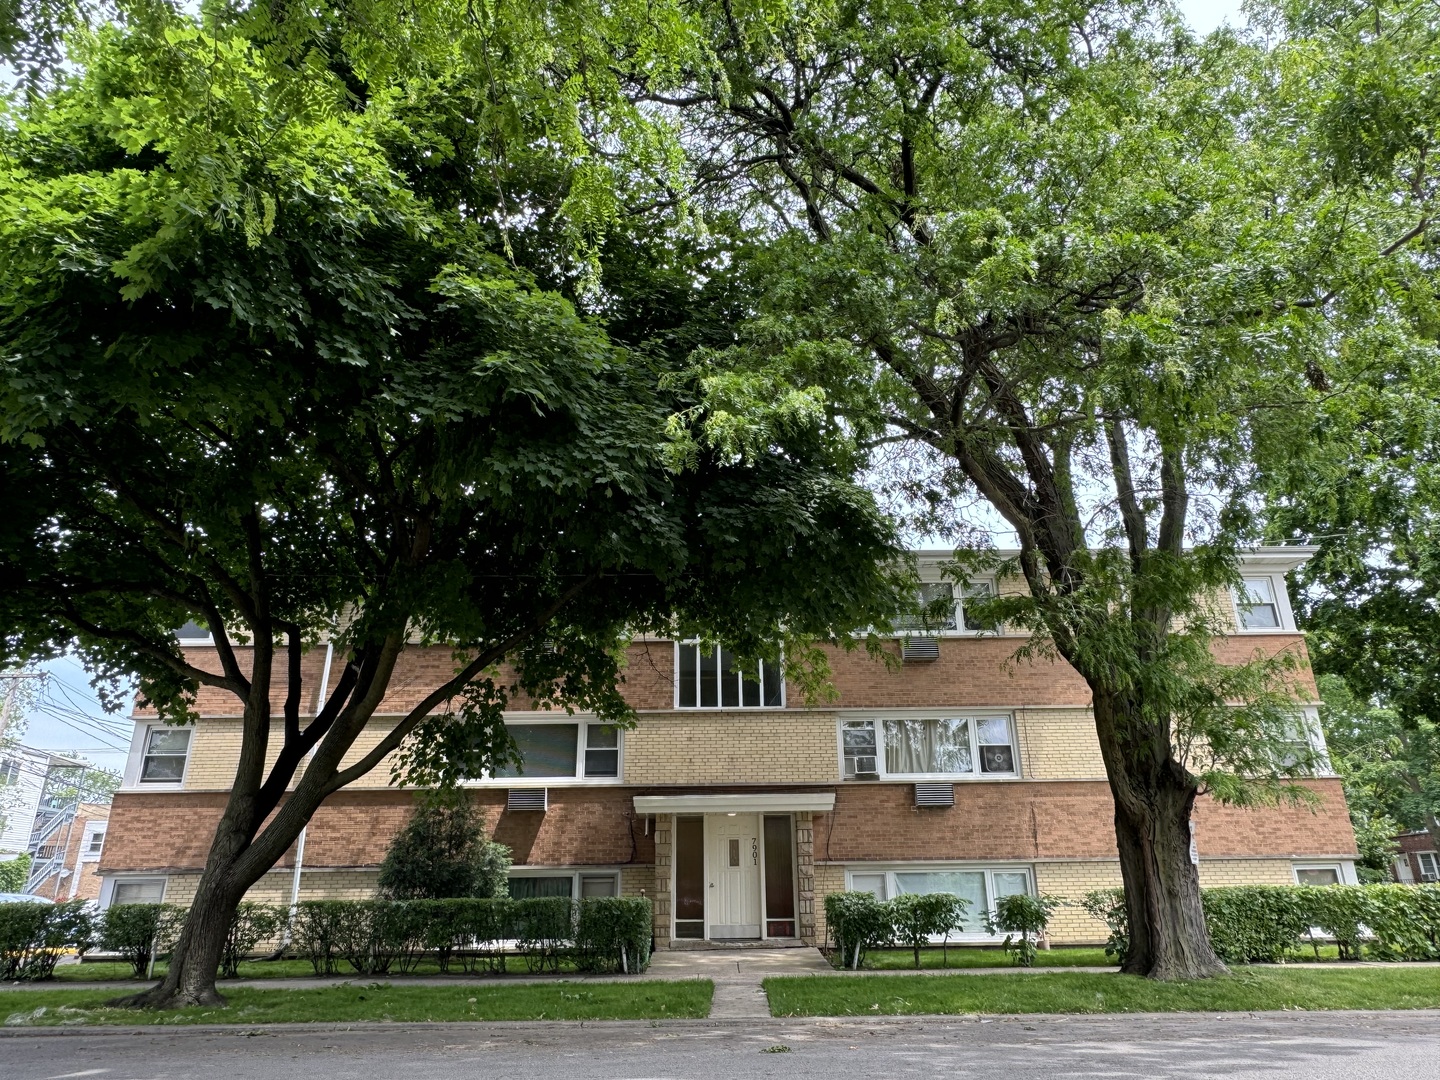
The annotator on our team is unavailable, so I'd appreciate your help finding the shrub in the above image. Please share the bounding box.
[377,790,511,900]
[1079,888,1130,965]
[1362,883,1440,960]
[574,896,651,974]
[292,900,349,976]
[511,895,574,973]
[220,902,287,979]
[1203,887,1315,963]
[1305,886,1371,960]
[0,899,94,980]
[100,903,181,978]
[824,891,892,969]
[985,893,1060,967]
[889,893,967,968]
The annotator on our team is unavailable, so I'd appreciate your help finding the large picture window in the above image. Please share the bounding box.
[488,721,621,782]
[675,643,783,709]
[842,715,1018,779]
[846,866,1033,936]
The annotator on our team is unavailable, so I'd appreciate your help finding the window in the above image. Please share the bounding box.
[112,878,165,905]
[0,757,18,785]
[959,582,999,633]
[675,643,783,709]
[174,620,213,643]
[893,583,957,632]
[1295,865,1342,887]
[1419,853,1439,883]
[139,727,191,784]
[1235,576,1282,630]
[890,581,1000,635]
[847,867,1033,936]
[507,871,619,899]
[492,721,621,782]
[85,827,106,856]
[842,715,1019,779]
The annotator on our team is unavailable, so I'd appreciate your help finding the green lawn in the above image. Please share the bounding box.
[1,979,713,1026]
[766,968,1440,1017]
[55,956,592,982]
[851,947,1114,970]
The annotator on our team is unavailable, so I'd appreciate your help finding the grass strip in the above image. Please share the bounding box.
[1,979,713,1026]
[852,947,1114,970]
[765,968,1440,1017]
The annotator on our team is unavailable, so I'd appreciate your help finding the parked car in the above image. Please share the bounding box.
[0,892,52,904]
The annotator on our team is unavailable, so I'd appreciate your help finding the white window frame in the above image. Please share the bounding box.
[174,620,215,644]
[839,712,1021,781]
[673,642,785,710]
[100,875,168,910]
[1418,852,1439,883]
[506,868,622,899]
[891,577,1003,637]
[463,716,624,787]
[1293,862,1349,887]
[124,723,192,789]
[844,864,1035,941]
[1232,573,1296,632]
[80,821,106,862]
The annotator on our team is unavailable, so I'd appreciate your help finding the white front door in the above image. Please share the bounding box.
[708,814,761,938]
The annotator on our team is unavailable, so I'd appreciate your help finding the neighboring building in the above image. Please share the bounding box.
[97,548,1357,946]
[26,802,110,902]
[1,745,83,859]
[1392,830,1439,884]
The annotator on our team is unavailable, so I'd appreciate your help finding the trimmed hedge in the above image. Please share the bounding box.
[99,903,184,978]
[825,891,972,969]
[0,900,94,981]
[1081,884,1440,964]
[291,896,652,976]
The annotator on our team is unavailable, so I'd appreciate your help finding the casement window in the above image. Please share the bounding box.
[841,715,1019,779]
[675,643,783,709]
[492,721,622,782]
[891,581,999,636]
[1234,576,1283,630]
[846,866,1033,936]
[1418,853,1439,883]
[507,871,619,899]
[1294,865,1343,887]
[111,878,166,905]
[138,727,191,784]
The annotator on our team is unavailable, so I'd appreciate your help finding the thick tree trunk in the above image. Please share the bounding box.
[1092,691,1228,980]
[109,810,259,1008]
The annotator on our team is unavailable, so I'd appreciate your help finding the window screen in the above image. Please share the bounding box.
[1237,577,1281,629]
[113,879,165,905]
[140,728,191,783]
[583,725,619,777]
[1295,867,1341,887]
[494,725,579,778]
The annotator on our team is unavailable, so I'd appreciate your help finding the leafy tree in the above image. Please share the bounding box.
[0,12,906,1008]
[0,854,32,893]
[377,790,510,900]
[1317,675,1437,873]
[613,0,1436,978]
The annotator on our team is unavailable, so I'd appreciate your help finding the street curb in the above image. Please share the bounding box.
[5,1008,1440,1038]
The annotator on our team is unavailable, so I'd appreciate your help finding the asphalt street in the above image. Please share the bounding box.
[3,1012,1440,1080]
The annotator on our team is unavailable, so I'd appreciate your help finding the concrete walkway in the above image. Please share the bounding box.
[648,947,835,1018]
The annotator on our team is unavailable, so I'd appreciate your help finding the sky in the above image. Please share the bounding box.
[8,0,1250,772]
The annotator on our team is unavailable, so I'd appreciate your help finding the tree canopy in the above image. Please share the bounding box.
[0,7,906,1004]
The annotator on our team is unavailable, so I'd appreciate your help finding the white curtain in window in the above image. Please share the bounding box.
[894,871,987,930]
[884,717,971,774]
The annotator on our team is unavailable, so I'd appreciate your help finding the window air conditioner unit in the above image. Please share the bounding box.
[901,637,940,663]
[506,788,548,812]
[848,756,879,780]
[914,782,955,808]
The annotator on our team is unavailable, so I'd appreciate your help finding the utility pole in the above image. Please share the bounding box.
[0,671,46,742]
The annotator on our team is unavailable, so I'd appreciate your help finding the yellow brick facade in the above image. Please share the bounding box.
[181,718,405,791]
[1015,708,1106,779]
[622,710,839,785]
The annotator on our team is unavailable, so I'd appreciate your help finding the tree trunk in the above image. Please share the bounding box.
[108,811,257,1008]
[1093,691,1228,980]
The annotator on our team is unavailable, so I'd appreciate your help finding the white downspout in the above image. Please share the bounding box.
[273,641,332,956]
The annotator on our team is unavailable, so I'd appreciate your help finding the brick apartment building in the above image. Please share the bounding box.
[1393,831,1440,884]
[96,548,1357,946]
